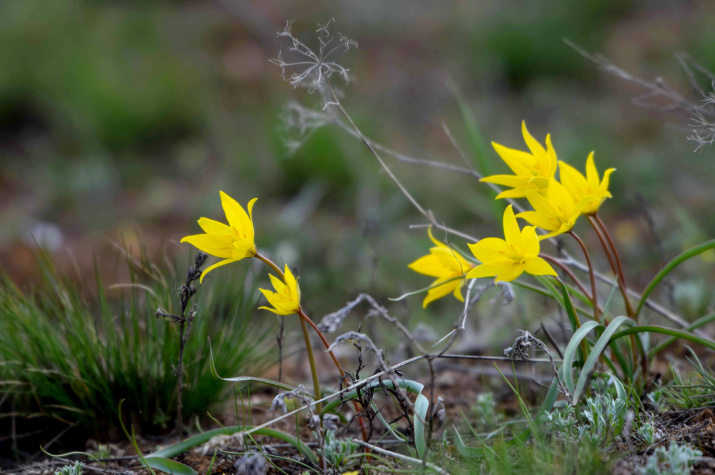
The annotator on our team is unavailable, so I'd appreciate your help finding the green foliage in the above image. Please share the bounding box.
[642,441,702,475]
[541,393,628,448]
[55,462,84,475]
[318,430,359,470]
[0,0,201,151]
[0,249,270,440]
[471,393,504,432]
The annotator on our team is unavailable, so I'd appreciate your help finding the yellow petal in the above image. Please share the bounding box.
[284,265,300,304]
[453,283,465,302]
[600,168,615,195]
[529,176,550,189]
[268,273,287,294]
[258,305,293,316]
[495,187,529,199]
[432,248,469,274]
[538,228,568,240]
[521,121,546,161]
[525,189,558,219]
[220,191,251,234]
[427,226,448,249]
[468,238,509,264]
[502,205,521,249]
[408,254,448,277]
[479,174,526,188]
[558,160,588,200]
[545,134,558,176]
[524,257,557,276]
[198,217,234,235]
[585,152,599,190]
[517,211,558,231]
[495,263,525,282]
[200,258,240,283]
[492,142,533,177]
[180,234,235,258]
[423,278,458,307]
[467,263,511,280]
[520,226,540,258]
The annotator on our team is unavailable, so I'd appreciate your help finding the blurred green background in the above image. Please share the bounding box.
[1,0,713,334]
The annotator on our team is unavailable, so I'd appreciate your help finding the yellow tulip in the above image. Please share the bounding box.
[481,121,558,199]
[408,227,474,307]
[517,179,598,240]
[181,191,258,282]
[558,152,615,215]
[259,265,302,315]
[467,205,556,282]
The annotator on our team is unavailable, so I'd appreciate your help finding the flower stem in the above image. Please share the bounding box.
[569,231,599,322]
[255,251,369,442]
[298,308,322,414]
[256,252,285,278]
[593,214,635,319]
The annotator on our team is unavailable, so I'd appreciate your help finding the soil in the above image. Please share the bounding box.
[5,360,715,474]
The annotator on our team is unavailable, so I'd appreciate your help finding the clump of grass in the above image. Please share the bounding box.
[658,351,715,410]
[0,248,271,450]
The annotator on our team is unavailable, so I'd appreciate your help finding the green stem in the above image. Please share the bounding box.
[569,231,599,323]
[593,214,635,318]
[298,309,322,414]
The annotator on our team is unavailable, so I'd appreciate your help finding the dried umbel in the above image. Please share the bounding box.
[270,19,357,92]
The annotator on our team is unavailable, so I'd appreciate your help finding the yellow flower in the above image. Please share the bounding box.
[408,228,475,307]
[467,205,556,282]
[517,179,597,240]
[181,191,258,282]
[480,121,558,199]
[558,152,615,215]
[259,265,301,315]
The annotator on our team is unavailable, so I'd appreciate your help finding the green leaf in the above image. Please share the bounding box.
[143,457,197,475]
[609,325,715,352]
[150,426,318,466]
[572,317,636,404]
[635,239,715,318]
[649,312,715,357]
[562,321,601,394]
[208,339,295,391]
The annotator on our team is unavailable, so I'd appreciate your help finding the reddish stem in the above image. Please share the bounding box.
[594,214,635,318]
[569,231,599,323]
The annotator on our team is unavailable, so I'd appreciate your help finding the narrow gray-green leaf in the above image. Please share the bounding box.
[562,321,601,394]
[572,316,635,404]
[143,457,197,475]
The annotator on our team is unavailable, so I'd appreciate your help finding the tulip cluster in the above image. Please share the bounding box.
[410,121,616,307]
